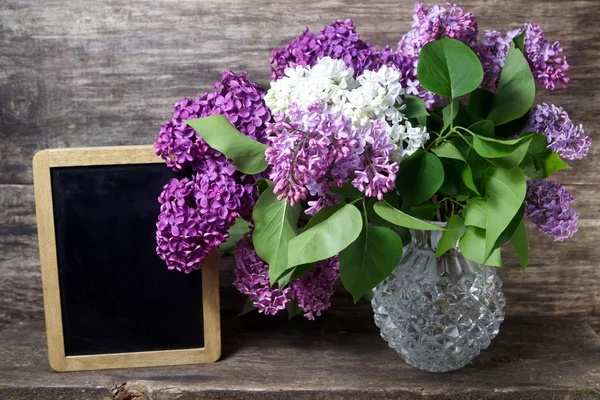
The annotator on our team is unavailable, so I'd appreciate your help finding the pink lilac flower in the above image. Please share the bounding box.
[288,256,340,320]
[265,103,363,214]
[233,231,339,319]
[525,103,591,160]
[475,24,569,90]
[270,19,381,80]
[525,180,578,242]
[352,120,399,200]
[233,231,291,315]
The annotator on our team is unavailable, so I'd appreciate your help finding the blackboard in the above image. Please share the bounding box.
[33,146,221,372]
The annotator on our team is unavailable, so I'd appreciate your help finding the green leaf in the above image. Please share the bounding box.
[396,151,444,208]
[467,89,494,119]
[410,202,441,220]
[484,167,527,257]
[468,120,495,138]
[493,112,531,139]
[286,300,304,320]
[513,29,526,53]
[278,262,315,288]
[252,184,301,285]
[488,137,533,170]
[452,137,494,180]
[459,226,503,267]
[287,204,362,270]
[520,133,570,179]
[438,158,478,196]
[464,199,487,229]
[510,220,529,271]
[185,115,269,175]
[339,226,403,302]
[302,204,345,232]
[417,38,484,99]
[436,214,465,257]
[237,298,256,317]
[432,141,465,161]
[373,200,445,230]
[219,218,250,256]
[255,178,270,195]
[402,95,430,118]
[472,134,529,158]
[441,99,460,133]
[491,204,525,251]
[486,42,535,126]
[329,183,362,199]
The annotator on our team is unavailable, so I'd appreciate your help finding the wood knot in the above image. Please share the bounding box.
[112,382,150,400]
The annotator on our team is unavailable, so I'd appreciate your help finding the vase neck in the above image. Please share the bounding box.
[410,221,447,251]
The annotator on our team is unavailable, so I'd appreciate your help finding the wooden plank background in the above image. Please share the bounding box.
[1,0,599,331]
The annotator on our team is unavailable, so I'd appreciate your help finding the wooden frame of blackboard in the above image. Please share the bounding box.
[32,145,221,372]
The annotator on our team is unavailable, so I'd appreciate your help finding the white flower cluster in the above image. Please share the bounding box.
[265,56,429,161]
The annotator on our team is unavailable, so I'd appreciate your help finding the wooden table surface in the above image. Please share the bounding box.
[1,0,600,398]
[1,309,600,399]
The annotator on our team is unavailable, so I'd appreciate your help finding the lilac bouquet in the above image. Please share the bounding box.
[154,3,591,320]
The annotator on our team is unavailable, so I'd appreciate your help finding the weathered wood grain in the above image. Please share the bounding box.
[0,0,598,184]
[1,314,600,399]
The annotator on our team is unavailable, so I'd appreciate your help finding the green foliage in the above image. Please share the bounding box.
[459,226,503,267]
[396,150,444,208]
[185,114,269,174]
[402,95,430,118]
[520,133,570,179]
[483,167,527,258]
[286,204,362,270]
[219,218,250,256]
[441,99,460,133]
[436,213,465,257]
[486,42,535,126]
[417,38,484,98]
[510,220,529,271]
[339,225,404,302]
[467,89,494,119]
[373,201,445,230]
[252,183,301,285]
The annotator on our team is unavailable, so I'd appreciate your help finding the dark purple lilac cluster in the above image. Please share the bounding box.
[233,231,339,319]
[270,19,381,80]
[154,71,270,271]
[525,180,578,242]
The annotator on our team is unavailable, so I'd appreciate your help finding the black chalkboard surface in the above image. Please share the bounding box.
[51,164,204,356]
[33,146,221,372]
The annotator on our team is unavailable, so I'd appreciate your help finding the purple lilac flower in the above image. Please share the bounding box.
[525,103,591,160]
[233,231,291,315]
[475,24,569,90]
[475,30,514,90]
[270,19,381,80]
[288,256,340,320]
[156,166,255,272]
[398,2,478,57]
[155,71,271,172]
[525,180,578,242]
[265,103,363,214]
[352,120,399,200]
[233,231,339,319]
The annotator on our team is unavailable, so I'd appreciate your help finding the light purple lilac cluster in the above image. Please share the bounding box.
[525,180,578,242]
[155,71,270,271]
[233,231,339,319]
[525,103,591,160]
[265,103,397,215]
[270,19,381,80]
[476,24,570,90]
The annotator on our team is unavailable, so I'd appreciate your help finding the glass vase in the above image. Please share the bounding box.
[371,224,506,372]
